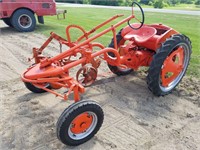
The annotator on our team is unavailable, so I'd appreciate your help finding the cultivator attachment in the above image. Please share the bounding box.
[21,31,102,101]
[21,14,126,101]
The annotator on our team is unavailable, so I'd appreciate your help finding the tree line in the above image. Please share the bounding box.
[56,0,200,8]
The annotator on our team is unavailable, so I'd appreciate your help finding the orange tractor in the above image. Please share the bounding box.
[21,2,191,146]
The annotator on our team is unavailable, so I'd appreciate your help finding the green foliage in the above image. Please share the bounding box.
[180,0,194,4]
[140,0,151,5]
[195,0,200,5]
[123,0,134,6]
[170,0,181,5]
[118,0,125,6]
[148,1,154,5]
[153,0,165,8]
[83,0,90,4]
[91,0,119,6]
[56,0,83,3]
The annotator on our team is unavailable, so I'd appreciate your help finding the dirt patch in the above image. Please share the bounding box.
[0,22,200,150]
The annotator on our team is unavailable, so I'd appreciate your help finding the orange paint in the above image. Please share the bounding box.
[21,9,178,102]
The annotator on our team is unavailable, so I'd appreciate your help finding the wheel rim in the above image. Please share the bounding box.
[159,43,190,92]
[68,111,98,140]
[18,14,32,28]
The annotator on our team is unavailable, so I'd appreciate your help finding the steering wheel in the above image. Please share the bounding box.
[128,2,145,30]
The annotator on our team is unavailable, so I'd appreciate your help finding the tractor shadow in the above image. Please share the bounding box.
[84,71,180,123]
[16,92,50,103]
[35,24,59,33]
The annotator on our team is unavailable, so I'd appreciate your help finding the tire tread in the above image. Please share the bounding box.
[147,34,192,96]
[57,100,104,146]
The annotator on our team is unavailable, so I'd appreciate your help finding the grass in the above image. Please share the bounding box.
[166,4,200,11]
[35,7,200,77]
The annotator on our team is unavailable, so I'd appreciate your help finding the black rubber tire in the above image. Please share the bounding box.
[147,34,192,96]
[24,82,51,93]
[2,18,13,27]
[107,29,133,76]
[11,9,36,32]
[57,100,104,146]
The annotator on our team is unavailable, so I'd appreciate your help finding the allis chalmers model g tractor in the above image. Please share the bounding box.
[21,2,191,146]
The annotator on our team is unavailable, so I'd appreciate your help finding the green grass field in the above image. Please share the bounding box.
[166,4,200,11]
[35,7,200,77]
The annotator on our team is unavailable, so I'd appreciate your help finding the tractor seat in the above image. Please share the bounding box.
[124,26,156,44]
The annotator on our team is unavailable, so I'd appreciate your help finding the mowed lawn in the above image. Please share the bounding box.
[36,7,200,77]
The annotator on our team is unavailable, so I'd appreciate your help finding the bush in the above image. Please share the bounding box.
[170,0,181,5]
[83,0,90,4]
[91,0,121,6]
[153,0,165,8]
[148,1,154,5]
[195,0,200,4]
[164,2,169,7]
[56,0,83,3]
[140,0,151,5]
[180,0,194,4]
[148,0,155,5]
[123,0,133,6]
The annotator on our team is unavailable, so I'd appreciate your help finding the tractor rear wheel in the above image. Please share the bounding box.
[107,29,133,76]
[57,100,104,146]
[147,34,191,96]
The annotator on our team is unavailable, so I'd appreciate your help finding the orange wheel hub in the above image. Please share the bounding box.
[70,112,93,134]
[161,47,184,87]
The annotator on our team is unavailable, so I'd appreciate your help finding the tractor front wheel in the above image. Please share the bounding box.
[147,34,191,96]
[57,100,104,146]
[24,82,51,93]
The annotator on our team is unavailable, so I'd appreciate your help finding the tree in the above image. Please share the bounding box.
[140,0,151,5]
[170,0,181,5]
[91,0,122,6]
